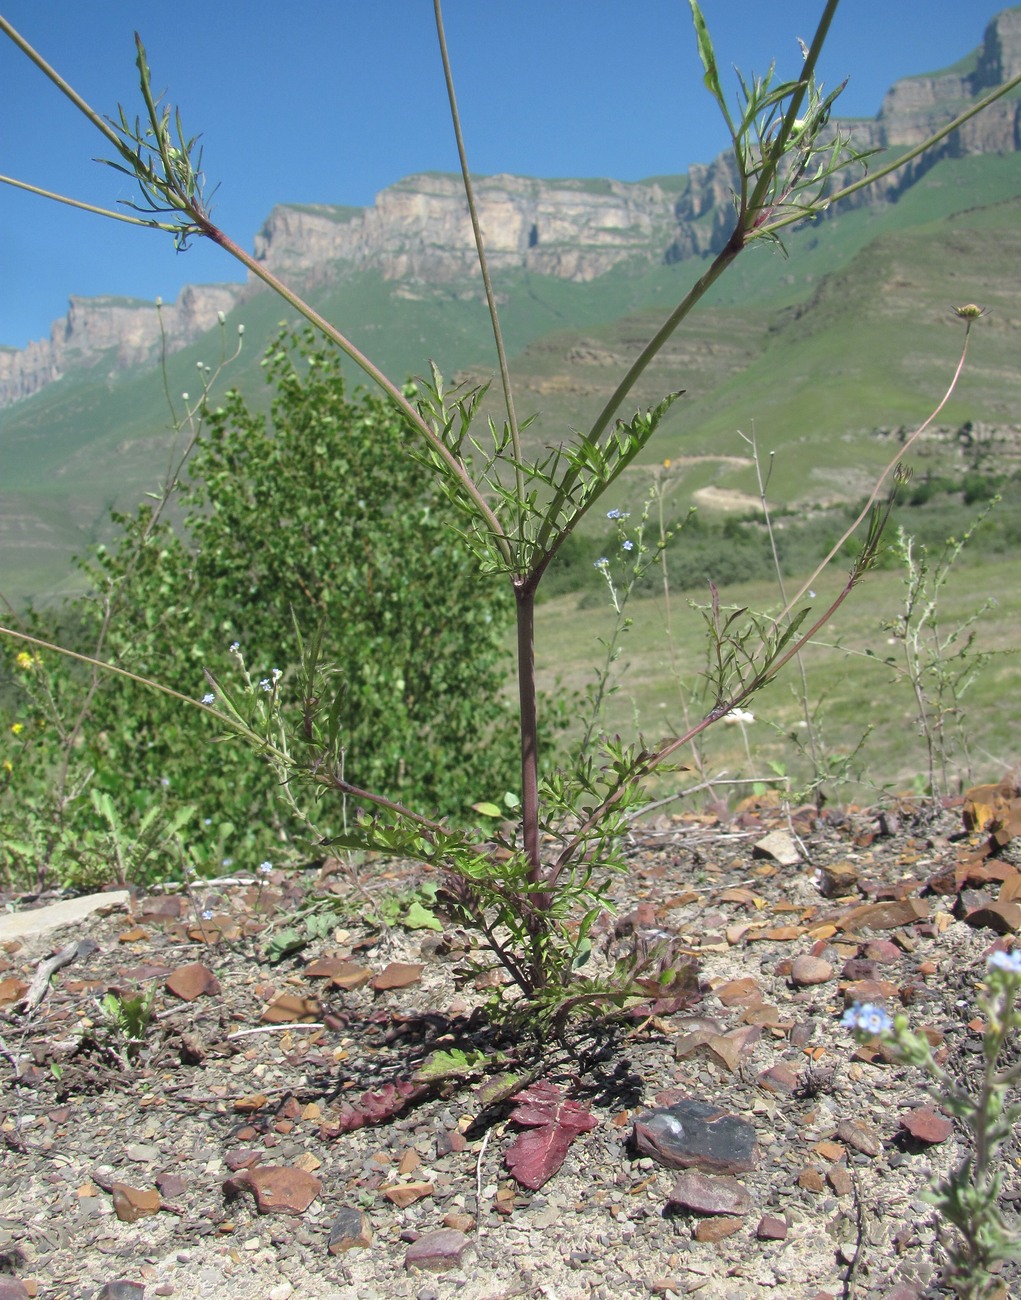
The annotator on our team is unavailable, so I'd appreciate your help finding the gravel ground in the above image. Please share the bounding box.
[1,793,1019,1300]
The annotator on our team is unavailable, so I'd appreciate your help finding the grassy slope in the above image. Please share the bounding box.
[533,551,1021,803]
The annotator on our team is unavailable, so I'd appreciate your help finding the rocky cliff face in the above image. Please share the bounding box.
[0,282,243,406]
[2,6,1019,409]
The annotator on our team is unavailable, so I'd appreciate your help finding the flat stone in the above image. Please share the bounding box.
[224,1165,321,1214]
[790,955,833,986]
[0,890,130,941]
[797,1167,825,1192]
[404,1228,471,1273]
[166,961,220,1001]
[632,1098,758,1174]
[110,1183,161,1222]
[900,1106,953,1145]
[328,1206,372,1253]
[125,1142,161,1163]
[666,1171,751,1216]
[694,1215,744,1242]
[371,962,423,991]
[0,1281,31,1300]
[259,994,321,1024]
[96,1284,145,1300]
[835,1117,883,1157]
[756,1214,788,1240]
[752,830,801,866]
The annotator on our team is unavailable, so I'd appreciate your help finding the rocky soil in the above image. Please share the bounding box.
[2,787,1021,1300]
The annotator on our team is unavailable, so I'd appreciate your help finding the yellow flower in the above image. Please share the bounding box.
[15,651,36,670]
[10,722,24,735]
[1,759,12,775]
[952,303,988,321]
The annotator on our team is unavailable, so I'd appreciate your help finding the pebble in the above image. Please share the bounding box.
[790,955,833,986]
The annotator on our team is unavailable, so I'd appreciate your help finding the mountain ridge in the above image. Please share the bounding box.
[2,5,1020,409]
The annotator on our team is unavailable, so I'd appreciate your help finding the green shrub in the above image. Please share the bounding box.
[2,331,536,883]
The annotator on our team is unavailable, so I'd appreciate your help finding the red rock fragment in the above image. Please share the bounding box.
[666,1171,751,1216]
[110,1182,161,1222]
[827,1164,853,1197]
[963,901,1021,934]
[382,1181,434,1208]
[165,961,220,1002]
[756,1214,788,1240]
[404,1228,472,1273]
[223,1165,321,1214]
[900,1107,953,1145]
[791,955,833,987]
[755,1063,800,1095]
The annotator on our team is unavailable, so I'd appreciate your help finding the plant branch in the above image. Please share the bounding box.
[761,70,1021,238]
[432,0,525,512]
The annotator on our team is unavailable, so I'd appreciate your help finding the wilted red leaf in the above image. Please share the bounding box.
[322,1081,427,1135]
[504,1080,598,1191]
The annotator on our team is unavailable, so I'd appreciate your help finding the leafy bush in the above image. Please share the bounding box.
[1,331,534,882]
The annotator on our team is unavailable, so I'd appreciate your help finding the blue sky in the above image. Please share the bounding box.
[0,1,1006,349]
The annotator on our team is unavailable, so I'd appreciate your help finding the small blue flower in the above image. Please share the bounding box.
[201,692,215,705]
[842,1002,893,1036]
[229,641,240,653]
[594,557,609,569]
[201,909,214,920]
[606,508,630,520]
[160,776,171,788]
[622,539,634,551]
[259,861,273,875]
[222,857,233,868]
[987,949,1021,975]
[259,678,272,692]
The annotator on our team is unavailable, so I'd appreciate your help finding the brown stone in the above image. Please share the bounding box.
[165,961,220,1001]
[835,1117,883,1157]
[791,955,833,986]
[259,993,321,1024]
[371,962,424,991]
[756,1214,788,1240]
[404,1228,472,1273]
[328,1207,372,1253]
[224,1165,321,1214]
[827,1164,853,1197]
[900,1106,953,1145]
[381,1181,434,1207]
[666,1171,751,1216]
[110,1183,161,1222]
[797,1167,825,1192]
[694,1215,744,1242]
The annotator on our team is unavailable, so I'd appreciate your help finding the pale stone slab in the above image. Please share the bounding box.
[0,891,130,942]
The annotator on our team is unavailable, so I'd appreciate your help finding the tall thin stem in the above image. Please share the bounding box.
[432,0,525,517]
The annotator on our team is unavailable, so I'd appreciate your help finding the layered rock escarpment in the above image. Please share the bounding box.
[2,5,1019,409]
